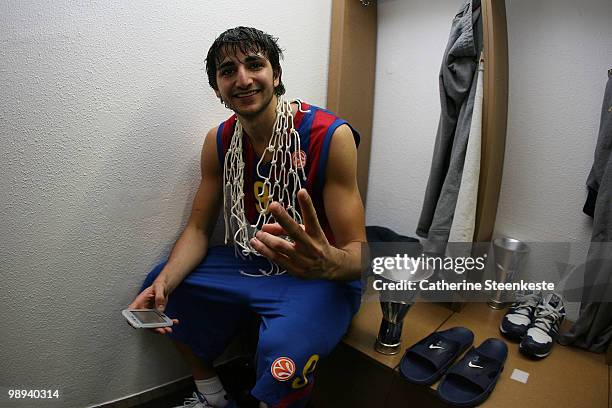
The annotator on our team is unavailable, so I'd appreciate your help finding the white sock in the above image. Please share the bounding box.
[195,376,228,408]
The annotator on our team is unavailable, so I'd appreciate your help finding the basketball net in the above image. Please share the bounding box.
[222,97,308,275]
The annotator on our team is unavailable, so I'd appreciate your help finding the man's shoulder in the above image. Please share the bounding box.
[219,113,238,127]
[299,102,353,135]
[214,114,239,142]
[297,100,340,119]
[298,102,359,147]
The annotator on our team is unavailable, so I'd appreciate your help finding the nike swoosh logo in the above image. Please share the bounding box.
[428,345,444,349]
[468,362,484,369]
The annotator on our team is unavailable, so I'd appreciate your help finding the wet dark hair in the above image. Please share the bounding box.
[206,26,285,96]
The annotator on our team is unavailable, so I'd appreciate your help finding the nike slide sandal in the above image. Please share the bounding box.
[437,338,508,407]
[399,326,474,385]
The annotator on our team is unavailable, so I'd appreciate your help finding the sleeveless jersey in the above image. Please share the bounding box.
[216,101,360,245]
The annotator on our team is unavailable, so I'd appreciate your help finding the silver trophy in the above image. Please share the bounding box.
[374,256,433,355]
[487,237,530,309]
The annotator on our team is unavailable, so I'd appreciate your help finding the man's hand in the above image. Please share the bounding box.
[127,279,179,335]
[250,189,345,280]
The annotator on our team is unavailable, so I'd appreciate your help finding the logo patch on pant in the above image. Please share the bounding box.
[271,357,296,381]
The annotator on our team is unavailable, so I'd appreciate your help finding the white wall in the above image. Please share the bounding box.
[495,0,611,317]
[367,0,465,236]
[497,0,611,248]
[0,1,331,407]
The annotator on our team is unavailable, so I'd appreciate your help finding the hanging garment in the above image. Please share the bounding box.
[559,71,612,353]
[416,0,484,243]
[584,69,612,217]
[448,54,484,242]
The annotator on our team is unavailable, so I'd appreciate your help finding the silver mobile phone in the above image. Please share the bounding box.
[122,309,173,329]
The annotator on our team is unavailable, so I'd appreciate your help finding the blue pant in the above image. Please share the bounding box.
[141,246,361,407]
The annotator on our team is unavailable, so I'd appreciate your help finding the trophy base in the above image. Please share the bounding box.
[487,299,508,309]
[374,340,401,355]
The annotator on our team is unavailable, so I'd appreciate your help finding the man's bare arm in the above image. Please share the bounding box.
[155,127,223,292]
[320,124,366,280]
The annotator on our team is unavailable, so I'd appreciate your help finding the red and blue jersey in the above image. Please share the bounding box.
[216,101,360,245]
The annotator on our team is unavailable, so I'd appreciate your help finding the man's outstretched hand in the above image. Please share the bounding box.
[250,189,345,280]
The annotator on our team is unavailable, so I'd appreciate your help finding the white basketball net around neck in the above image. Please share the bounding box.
[222,97,308,275]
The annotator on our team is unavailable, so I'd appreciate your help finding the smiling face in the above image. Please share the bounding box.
[214,49,280,118]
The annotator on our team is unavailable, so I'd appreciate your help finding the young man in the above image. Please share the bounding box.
[129,27,365,408]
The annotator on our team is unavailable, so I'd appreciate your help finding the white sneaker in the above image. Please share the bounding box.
[519,292,566,359]
[173,392,212,408]
[499,291,541,341]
